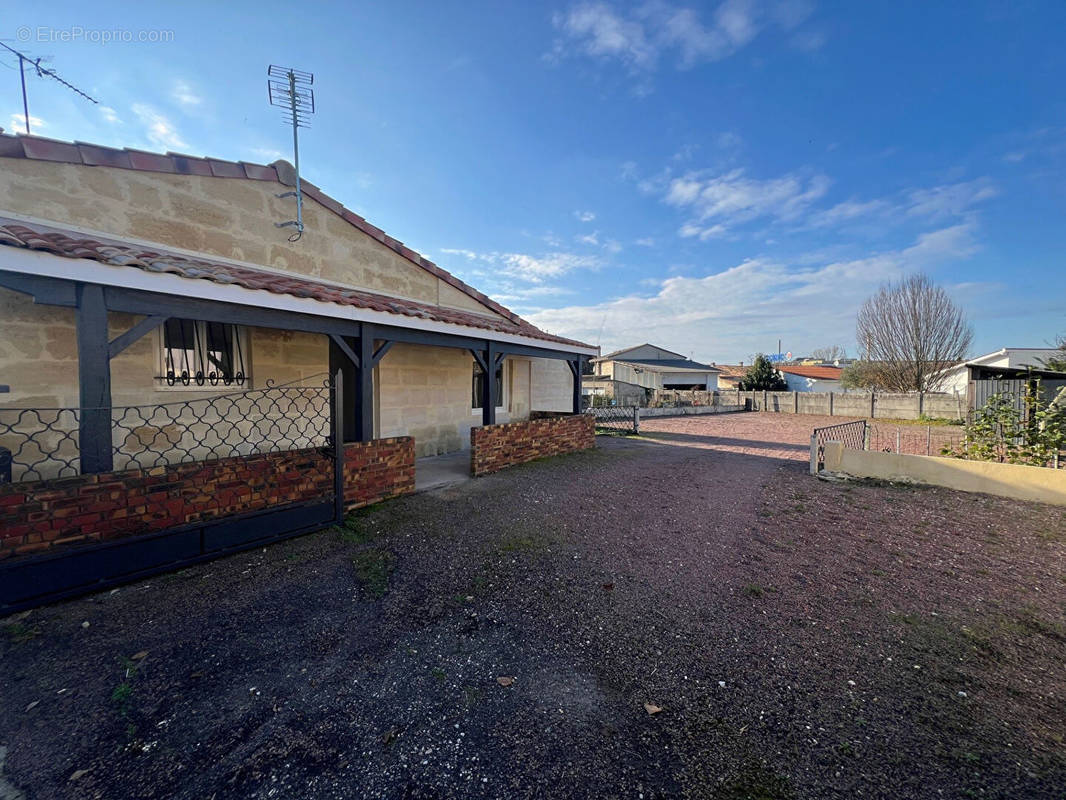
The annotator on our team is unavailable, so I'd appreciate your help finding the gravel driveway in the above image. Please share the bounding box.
[1,412,1064,799]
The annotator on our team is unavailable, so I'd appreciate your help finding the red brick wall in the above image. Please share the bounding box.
[470,414,595,477]
[0,437,414,560]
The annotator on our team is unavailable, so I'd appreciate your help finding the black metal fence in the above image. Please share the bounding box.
[587,405,639,435]
[0,378,332,483]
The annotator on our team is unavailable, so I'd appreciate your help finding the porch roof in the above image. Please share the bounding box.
[0,217,595,354]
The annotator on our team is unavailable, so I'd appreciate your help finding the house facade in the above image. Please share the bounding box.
[0,134,601,608]
[777,365,843,392]
[591,344,720,392]
[0,135,596,469]
[933,348,1063,396]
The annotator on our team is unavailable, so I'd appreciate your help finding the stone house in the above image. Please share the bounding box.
[0,134,597,608]
[0,134,596,466]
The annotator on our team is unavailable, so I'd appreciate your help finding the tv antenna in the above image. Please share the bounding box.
[0,41,99,134]
[267,64,315,242]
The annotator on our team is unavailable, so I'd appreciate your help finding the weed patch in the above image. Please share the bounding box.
[353,548,396,598]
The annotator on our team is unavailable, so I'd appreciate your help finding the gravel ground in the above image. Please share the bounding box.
[1,412,1064,799]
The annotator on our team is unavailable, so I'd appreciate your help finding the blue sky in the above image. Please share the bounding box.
[3,1,1065,363]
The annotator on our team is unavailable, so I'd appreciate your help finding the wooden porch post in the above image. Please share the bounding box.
[328,335,359,443]
[568,357,583,413]
[357,324,375,442]
[76,283,114,474]
[482,341,497,426]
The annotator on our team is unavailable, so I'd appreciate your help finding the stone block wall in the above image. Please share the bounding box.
[0,158,500,318]
[0,437,414,560]
[470,414,595,477]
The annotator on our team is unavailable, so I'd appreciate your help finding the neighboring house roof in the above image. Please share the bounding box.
[0,218,591,349]
[614,358,720,372]
[595,343,687,362]
[0,133,520,324]
[713,365,749,379]
[777,365,843,380]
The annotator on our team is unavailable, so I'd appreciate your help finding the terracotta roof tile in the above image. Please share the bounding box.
[0,218,592,350]
[777,365,843,379]
[20,136,82,163]
[75,143,133,169]
[206,159,246,178]
[168,154,214,176]
[125,149,178,173]
[240,162,278,181]
[0,132,527,326]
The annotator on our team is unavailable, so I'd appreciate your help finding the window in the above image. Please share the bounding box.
[159,319,249,388]
[472,359,504,410]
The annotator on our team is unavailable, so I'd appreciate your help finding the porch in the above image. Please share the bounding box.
[0,218,596,610]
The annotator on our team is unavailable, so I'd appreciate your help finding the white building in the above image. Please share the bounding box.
[933,348,1063,395]
[592,344,720,391]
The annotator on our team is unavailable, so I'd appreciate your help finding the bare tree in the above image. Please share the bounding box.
[810,345,846,362]
[856,273,973,391]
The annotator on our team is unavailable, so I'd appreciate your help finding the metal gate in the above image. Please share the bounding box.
[0,375,345,612]
[587,405,639,435]
[809,419,867,474]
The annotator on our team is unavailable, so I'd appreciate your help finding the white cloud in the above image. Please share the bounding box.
[574,210,597,222]
[441,248,601,283]
[498,252,601,282]
[250,146,286,162]
[635,237,656,246]
[549,0,824,80]
[905,179,998,220]
[577,231,600,245]
[172,80,202,108]
[131,104,188,151]
[8,113,45,132]
[666,167,831,237]
[550,2,656,69]
[526,224,980,362]
[99,106,121,124]
[441,248,481,261]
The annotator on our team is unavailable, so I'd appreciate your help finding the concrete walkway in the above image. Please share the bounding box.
[414,450,471,493]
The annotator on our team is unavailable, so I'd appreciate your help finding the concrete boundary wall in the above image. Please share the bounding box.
[822,441,1066,506]
[639,405,744,419]
[732,390,964,421]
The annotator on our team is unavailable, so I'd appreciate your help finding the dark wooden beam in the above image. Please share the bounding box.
[99,284,592,360]
[328,334,360,368]
[356,324,375,442]
[570,357,583,414]
[0,272,77,306]
[371,340,394,366]
[108,315,168,360]
[482,341,497,426]
[328,335,359,443]
[76,283,113,474]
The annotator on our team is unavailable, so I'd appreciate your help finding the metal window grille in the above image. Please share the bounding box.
[472,360,503,410]
[159,319,248,388]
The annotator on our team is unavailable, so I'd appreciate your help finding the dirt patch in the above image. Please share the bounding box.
[0,413,1063,799]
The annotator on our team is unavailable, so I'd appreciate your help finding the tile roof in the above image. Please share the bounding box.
[0,133,520,325]
[0,218,592,350]
[712,365,749,379]
[614,358,719,372]
[777,365,843,380]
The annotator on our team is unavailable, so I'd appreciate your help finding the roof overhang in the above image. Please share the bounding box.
[0,246,598,357]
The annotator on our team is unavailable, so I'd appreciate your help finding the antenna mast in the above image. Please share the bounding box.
[0,42,99,134]
[267,65,315,242]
